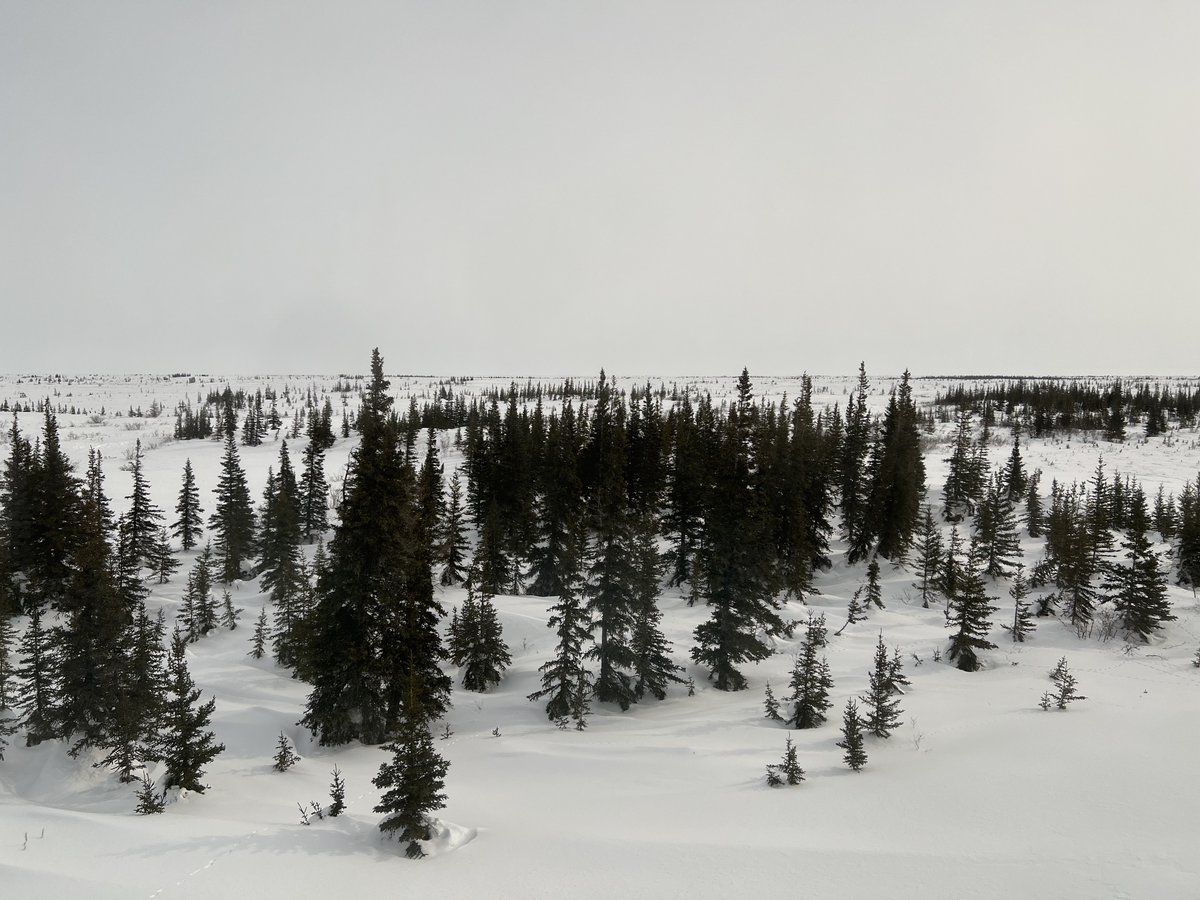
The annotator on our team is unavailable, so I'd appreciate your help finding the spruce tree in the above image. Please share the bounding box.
[856,372,926,562]
[861,633,903,738]
[974,475,1022,579]
[134,772,166,814]
[945,538,999,672]
[629,515,683,701]
[529,522,593,723]
[55,485,131,755]
[692,405,786,691]
[298,439,329,542]
[15,601,57,745]
[457,573,511,693]
[1102,487,1175,642]
[786,640,833,729]
[158,631,225,793]
[837,698,867,771]
[249,607,269,659]
[438,471,469,587]
[373,705,449,859]
[305,350,449,745]
[1025,469,1045,537]
[0,612,14,711]
[149,527,180,585]
[329,765,346,816]
[912,506,943,609]
[762,682,783,722]
[765,734,805,787]
[26,406,82,604]
[209,433,256,582]
[273,732,300,771]
[119,439,165,572]
[1004,564,1035,643]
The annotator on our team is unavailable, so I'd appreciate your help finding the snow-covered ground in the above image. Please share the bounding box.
[2,372,1199,899]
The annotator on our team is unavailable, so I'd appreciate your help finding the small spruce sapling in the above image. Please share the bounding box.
[328,766,346,817]
[837,699,867,771]
[1044,657,1084,709]
[220,589,241,630]
[765,734,805,787]
[273,732,300,771]
[762,681,783,722]
[249,608,269,659]
[134,772,166,814]
[1004,564,1035,643]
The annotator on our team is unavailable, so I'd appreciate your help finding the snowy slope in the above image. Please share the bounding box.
[2,373,1199,899]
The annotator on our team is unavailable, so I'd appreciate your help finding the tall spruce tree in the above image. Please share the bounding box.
[629,515,683,701]
[529,520,593,723]
[438,471,469,587]
[855,372,925,563]
[119,439,165,572]
[15,601,57,745]
[298,439,330,542]
[209,432,256,582]
[974,475,1022,579]
[692,386,786,691]
[172,459,204,551]
[304,349,449,746]
[912,505,943,608]
[55,484,131,755]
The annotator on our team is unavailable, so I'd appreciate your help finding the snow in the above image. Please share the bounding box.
[2,372,1200,898]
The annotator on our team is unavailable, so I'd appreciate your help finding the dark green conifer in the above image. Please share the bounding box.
[786,640,833,729]
[158,631,224,793]
[765,734,805,787]
[15,601,57,745]
[273,732,299,771]
[529,522,593,724]
[457,574,511,693]
[837,698,867,771]
[209,433,256,582]
[172,459,204,551]
[373,705,449,859]
[912,506,943,609]
[861,632,902,738]
[119,440,165,572]
[1102,487,1175,641]
[249,607,269,659]
[945,538,998,672]
[329,765,346,816]
[298,439,329,542]
[629,515,683,701]
[438,471,469,587]
[1003,564,1035,643]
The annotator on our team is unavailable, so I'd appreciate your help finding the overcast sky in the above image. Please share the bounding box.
[2,2,1198,377]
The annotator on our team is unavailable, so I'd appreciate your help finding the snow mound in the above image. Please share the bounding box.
[419,818,478,858]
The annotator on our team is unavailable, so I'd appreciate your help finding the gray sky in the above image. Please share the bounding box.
[2,2,1198,376]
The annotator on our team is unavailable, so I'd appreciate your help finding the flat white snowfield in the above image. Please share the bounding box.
[2,373,1199,899]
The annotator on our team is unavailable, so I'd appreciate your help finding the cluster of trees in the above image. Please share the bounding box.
[3,357,1195,853]
[934,377,1200,437]
[0,410,222,790]
[458,364,926,699]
